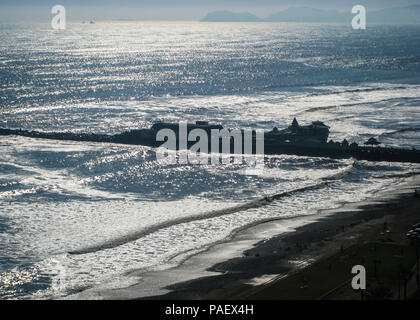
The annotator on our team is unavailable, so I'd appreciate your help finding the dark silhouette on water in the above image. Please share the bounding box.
[1,119,420,163]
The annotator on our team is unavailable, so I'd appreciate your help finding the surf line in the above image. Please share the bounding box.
[68,181,333,256]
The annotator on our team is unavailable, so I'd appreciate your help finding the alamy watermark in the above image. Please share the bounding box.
[51,5,66,30]
[155,121,265,173]
[352,5,366,29]
[351,265,367,290]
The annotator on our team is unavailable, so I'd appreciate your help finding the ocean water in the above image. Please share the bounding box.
[1,21,420,299]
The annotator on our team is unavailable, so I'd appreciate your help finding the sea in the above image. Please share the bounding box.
[1,21,420,299]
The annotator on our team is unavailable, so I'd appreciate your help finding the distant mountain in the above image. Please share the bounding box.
[201,5,420,24]
[201,10,263,22]
[369,5,420,23]
[266,6,349,22]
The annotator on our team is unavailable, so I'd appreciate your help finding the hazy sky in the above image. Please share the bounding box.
[1,0,420,21]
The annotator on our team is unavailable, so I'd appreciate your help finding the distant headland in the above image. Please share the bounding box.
[201,5,420,23]
[201,10,262,22]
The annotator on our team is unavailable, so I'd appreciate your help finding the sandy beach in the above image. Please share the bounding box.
[70,174,420,300]
[160,180,420,300]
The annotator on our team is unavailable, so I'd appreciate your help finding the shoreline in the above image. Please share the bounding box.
[70,174,420,300]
